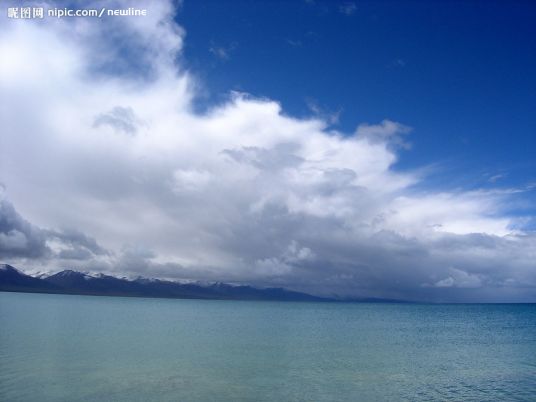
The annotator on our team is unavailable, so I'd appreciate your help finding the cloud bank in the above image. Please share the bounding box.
[1,0,534,301]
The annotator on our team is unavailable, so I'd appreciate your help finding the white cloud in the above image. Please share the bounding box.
[0,0,534,301]
[305,98,341,125]
[209,44,233,61]
[433,268,482,288]
[339,2,357,16]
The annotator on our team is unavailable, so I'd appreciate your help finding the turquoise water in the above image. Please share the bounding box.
[1,292,535,401]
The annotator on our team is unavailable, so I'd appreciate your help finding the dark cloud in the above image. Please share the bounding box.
[0,197,109,264]
[0,198,49,259]
[47,227,110,261]
[48,228,108,256]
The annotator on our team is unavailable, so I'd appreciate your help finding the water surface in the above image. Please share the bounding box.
[1,292,535,401]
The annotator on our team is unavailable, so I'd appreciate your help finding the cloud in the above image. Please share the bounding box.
[488,173,506,183]
[432,268,483,288]
[305,98,341,125]
[47,228,109,258]
[286,39,302,47]
[392,58,406,68]
[209,42,236,61]
[0,0,535,301]
[0,195,109,264]
[355,119,412,149]
[339,2,357,16]
[0,196,48,259]
[209,45,229,60]
[93,106,142,135]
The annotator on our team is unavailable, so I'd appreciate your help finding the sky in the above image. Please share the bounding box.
[180,0,536,188]
[0,0,535,302]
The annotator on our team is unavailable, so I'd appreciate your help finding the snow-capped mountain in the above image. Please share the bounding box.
[0,265,327,302]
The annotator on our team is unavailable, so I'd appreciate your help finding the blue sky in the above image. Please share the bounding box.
[179,0,535,191]
[1,0,535,301]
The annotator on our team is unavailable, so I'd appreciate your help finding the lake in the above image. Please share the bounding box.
[1,292,535,401]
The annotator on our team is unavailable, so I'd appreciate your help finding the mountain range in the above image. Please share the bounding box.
[0,264,328,302]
